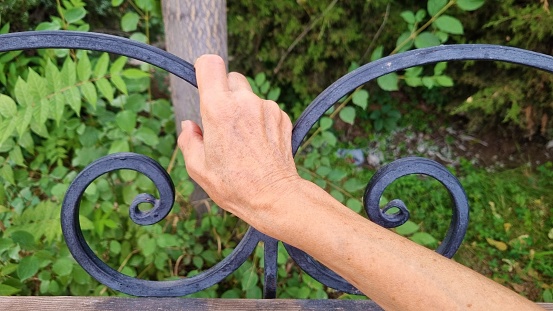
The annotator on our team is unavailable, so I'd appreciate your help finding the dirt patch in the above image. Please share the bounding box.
[337,116,553,169]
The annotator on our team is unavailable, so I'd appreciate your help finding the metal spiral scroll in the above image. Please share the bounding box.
[3,31,553,298]
[285,45,553,294]
[0,31,274,297]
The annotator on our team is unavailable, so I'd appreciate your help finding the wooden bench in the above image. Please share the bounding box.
[1,31,553,309]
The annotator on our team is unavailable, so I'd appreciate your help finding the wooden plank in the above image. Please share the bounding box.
[1,297,551,310]
[2,297,382,311]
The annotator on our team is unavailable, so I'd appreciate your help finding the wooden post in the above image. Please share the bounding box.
[161,0,227,212]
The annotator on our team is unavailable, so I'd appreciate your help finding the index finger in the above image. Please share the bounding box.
[195,54,229,96]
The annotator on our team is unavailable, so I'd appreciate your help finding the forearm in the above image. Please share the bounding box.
[253,179,541,311]
[180,55,541,310]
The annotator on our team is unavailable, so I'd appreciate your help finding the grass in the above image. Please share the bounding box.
[375,160,553,301]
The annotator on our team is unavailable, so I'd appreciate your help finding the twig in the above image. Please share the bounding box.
[273,0,339,75]
[360,3,391,63]
[391,0,455,55]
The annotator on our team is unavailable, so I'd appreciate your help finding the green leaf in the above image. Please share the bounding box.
[405,77,423,87]
[192,256,204,269]
[46,61,65,124]
[9,145,24,167]
[52,258,73,276]
[94,53,110,78]
[108,139,130,154]
[33,98,49,125]
[434,15,464,35]
[110,75,128,95]
[18,131,34,153]
[457,0,485,11]
[61,57,77,87]
[319,117,333,131]
[135,127,159,146]
[221,289,241,298]
[1,164,14,185]
[400,11,416,24]
[138,235,156,256]
[17,105,33,138]
[415,9,427,22]
[241,271,259,290]
[14,77,32,107]
[422,77,435,89]
[122,68,150,79]
[316,166,332,177]
[267,87,281,101]
[121,12,140,32]
[130,32,148,43]
[77,53,92,82]
[18,256,40,280]
[427,0,448,16]
[0,94,17,118]
[352,89,369,110]
[435,75,454,87]
[65,86,82,114]
[434,62,447,75]
[80,82,97,107]
[35,21,61,31]
[109,240,121,254]
[110,56,128,74]
[395,32,413,52]
[64,7,87,24]
[328,169,347,182]
[395,221,420,236]
[435,31,449,43]
[330,189,345,202]
[0,284,20,295]
[136,0,154,11]
[116,110,137,134]
[0,23,10,34]
[405,66,423,77]
[254,72,266,86]
[339,106,356,125]
[370,45,384,61]
[346,199,363,213]
[414,32,441,48]
[112,0,124,6]
[410,232,437,246]
[96,78,114,102]
[321,131,337,147]
[343,178,366,192]
[377,73,399,91]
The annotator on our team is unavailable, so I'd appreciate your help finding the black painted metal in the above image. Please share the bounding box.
[0,31,197,86]
[2,30,553,298]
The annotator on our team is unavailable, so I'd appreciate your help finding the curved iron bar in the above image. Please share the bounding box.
[0,31,197,86]
[0,31,271,297]
[284,44,553,294]
[363,157,469,258]
[2,31,553,297]
[62,154,263,296]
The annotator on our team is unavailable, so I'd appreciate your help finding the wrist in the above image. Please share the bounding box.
[250,177,354,246]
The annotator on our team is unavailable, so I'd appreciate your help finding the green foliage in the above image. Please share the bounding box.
[0,0,552,302]
[450,1,553,136]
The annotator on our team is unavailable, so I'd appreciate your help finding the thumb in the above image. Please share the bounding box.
[178,120,205,177]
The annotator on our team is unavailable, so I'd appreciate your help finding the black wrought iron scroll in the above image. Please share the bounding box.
[2,31,553,298]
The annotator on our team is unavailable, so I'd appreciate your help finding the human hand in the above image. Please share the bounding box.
[177,55,302,229]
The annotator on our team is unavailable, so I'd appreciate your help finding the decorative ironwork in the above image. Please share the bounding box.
[2,31,553,298]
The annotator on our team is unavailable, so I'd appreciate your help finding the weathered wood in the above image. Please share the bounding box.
[1,297,552,311]
[0,297,384,311]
